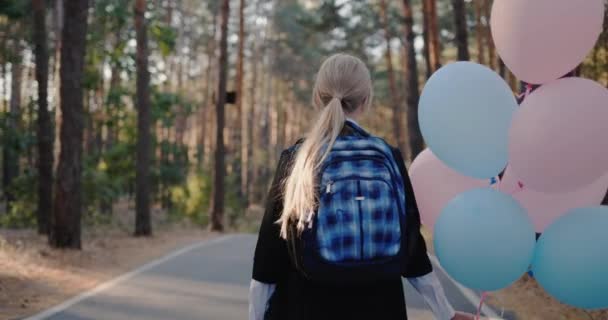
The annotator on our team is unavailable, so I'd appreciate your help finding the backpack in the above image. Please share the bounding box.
[299,122,408,284]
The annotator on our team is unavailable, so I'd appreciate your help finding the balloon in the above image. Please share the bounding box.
[500,167,608,232]
[532,206,608,309]
[491,0,605,84]
[434,188,535,291]
[509,77,608,193]
[418,62,517,179]
[409,149,491,232]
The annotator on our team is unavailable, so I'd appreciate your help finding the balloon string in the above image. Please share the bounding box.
[476,291,488,320]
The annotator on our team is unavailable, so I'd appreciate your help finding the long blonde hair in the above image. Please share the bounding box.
[278,53,373,239]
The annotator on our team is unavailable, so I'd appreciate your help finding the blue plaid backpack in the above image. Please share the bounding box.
[299,121,407,284]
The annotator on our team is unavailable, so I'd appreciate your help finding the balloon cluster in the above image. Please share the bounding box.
[410,0,608,309]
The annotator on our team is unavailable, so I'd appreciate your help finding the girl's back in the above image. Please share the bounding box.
[250,54,470,320]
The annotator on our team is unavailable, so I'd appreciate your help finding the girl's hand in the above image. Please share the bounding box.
[451,311,477,320]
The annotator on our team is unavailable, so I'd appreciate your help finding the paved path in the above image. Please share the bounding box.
[24,234,510,320]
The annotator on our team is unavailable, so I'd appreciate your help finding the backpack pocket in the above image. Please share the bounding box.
[316,176,401,264]
[359,179,401,259]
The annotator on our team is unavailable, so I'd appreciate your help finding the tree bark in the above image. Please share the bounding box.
[508,69,519,92]
[50,0,89,249]
[105,62,121,152]
[379,0,406,153]
[203,3,221,169]
[451,0,470,61]
[173,0,187,147]
[422,0,441,77]
[273,82,284,154]
[474,0,486,65]
[238,0,248,200]
[402,0,424,161]
[483,0,496,69]
[421,0,431,78]
[33,0,53,235]
[100,64,118,215]
[134,0,152,237]
[247,39,260,205]
[210,0,230,232]
[0,62,5,114]
[26,72,36,169]
[498,57,507,79]
[256,54,273,202]
[199,8,218,166]
[4,50,22,210]
[52,0,64,172]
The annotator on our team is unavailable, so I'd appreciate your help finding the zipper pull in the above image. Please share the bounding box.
[326,181,333,194]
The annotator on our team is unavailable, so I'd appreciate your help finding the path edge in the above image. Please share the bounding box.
[22,235,235,320]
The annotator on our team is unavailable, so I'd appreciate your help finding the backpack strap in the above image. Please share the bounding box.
[344,119,370,138]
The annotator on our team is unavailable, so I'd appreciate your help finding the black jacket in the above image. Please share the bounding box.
[252,121,432,320]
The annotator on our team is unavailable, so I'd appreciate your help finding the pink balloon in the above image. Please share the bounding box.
[491,0,604,84]
[500,167,608,232]
[509,77,608,193]
[409,149,490,232]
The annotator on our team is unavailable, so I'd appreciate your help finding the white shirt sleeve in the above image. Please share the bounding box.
[408,271,456,320]
[248,279,276,320]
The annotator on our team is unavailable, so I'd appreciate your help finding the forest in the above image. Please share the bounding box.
[0,0,606,245]
[0,0,607,319]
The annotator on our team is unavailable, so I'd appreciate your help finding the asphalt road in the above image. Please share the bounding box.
[23,234,510,320]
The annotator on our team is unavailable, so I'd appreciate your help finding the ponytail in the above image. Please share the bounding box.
[278,97,345,238]
[277,53,373,239]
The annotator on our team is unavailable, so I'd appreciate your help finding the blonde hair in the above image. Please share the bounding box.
[278,53,373,239]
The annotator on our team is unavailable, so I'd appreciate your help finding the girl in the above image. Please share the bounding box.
[249,54,475,320]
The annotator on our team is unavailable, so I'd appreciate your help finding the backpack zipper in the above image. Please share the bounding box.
[356,180,364,259]
[326,180,333,194]
[322,154,404,219]
[328,147,406,220]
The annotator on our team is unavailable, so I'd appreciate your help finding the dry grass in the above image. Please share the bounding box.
[488,275,608,320]
[421,227,608,320]
[0,203,214,320]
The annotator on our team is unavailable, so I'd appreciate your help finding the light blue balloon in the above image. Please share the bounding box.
[434,188,536,291]
[418,62,517,179]
[532,206,608,309]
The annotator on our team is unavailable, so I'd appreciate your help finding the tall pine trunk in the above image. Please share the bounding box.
[50,0,89,249]
[247,39,260,206]
[52,0,63,172]
[379,0,405,152]
[256,54,273,202]
[402,0,423,161]
[200,7,218,166]
[474,0,486,65]
[483,0,496,69]
[0,62,5,114]
[421,0,431,78]
[498,58,507,79]
[422,0,441,77]
[237,0,248,199]
[134,0,152,237]
[33,0,53,235]
[211,0,230,232]
[452,0,470,61]
[4,51,22,211]
[106,62,121,152]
